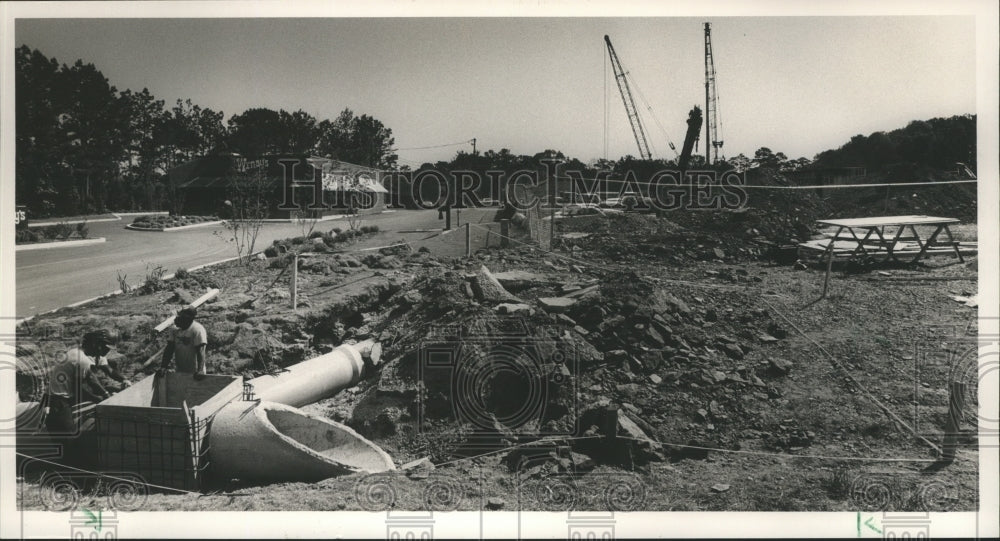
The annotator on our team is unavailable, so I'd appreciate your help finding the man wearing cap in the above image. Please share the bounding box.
[85,329,130,391]
[46,330,114,434]
[159,306,208,380]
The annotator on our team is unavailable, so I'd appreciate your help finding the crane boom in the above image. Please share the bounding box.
[604,35,653,161]
[704,23,723,165]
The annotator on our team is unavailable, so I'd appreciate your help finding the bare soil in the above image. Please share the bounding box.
[15,208,979,512]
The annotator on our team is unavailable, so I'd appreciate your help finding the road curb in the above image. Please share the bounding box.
[15,237,107,251]
[26,217,120,227]
[125,220,224,232]
[15,252,257,325]
[259,215,347,223]
[112,211,170,217]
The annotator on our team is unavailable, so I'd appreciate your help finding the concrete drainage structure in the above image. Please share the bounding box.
[251,340,379,408]
[211,339,395,484]
[209,400,395,483]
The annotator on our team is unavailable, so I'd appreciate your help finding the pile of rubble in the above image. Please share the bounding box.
[295,247,804,473]
[549,169,831,266]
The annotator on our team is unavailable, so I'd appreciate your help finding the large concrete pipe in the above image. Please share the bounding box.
[16,401,42,432]
[250,340,380,408]
[209,400,395,483]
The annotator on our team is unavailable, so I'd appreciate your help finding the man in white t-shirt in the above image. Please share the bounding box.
[46,330,113,434]
[159,306,208,379]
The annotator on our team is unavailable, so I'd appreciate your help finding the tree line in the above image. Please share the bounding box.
[16,45,398,218]
[392,114,974,207]
[812,115,976,172]
[392,146,814,207]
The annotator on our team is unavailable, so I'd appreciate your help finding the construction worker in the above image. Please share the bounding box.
[88,331,130,391]
[159,306,208,380]
[94,356,130,391]
[45,330,114,434]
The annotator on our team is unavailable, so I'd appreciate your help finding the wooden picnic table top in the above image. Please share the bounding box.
[816,215,960,228]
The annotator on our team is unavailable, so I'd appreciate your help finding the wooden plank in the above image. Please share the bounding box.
[140,346,167,370]
[142,288,221,369]
[882,247,977,256]
[154,288,220,332]
[817,215,959,228]
[797,240,860,253]
[72,401,96,417]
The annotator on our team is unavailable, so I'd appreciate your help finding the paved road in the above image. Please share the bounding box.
[15,209,496,318]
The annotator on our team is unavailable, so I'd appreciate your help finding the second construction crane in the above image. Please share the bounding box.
[604,35,653,161]
[704,22,724,165]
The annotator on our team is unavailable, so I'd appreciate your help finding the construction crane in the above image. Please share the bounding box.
[678,106,703,171]
[604,35,653,161]
[704,22,724,165]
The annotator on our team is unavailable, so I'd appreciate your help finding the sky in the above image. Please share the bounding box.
[15,16,977,167]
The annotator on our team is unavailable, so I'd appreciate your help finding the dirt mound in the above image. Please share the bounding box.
[556,212,773,264]
[662,168,828,247]
[308,256,799,471]
[822,180,976,222]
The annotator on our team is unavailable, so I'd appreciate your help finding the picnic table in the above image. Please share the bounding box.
[803,215,965,265]
[800,215,966,301]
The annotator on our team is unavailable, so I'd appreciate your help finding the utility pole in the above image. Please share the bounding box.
[471,138,477,155]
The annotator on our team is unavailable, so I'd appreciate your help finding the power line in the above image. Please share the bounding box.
[392,139,475,152]
[543,175,977,190]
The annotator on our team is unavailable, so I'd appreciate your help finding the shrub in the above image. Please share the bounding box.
[52,222,73,239]
[139,264,167,294]
[268,255,290,269]
[116,270,131,294]
[312,243,329,253]
[291,236,306,245]
[264,246,280,258]
[330,227,342,235]
[76,222,89,238]
[308,230,323,239]
[15,229,38,244]
[334,233,350,243]
[175,267,190,279]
